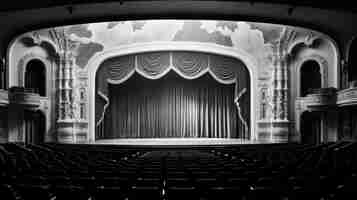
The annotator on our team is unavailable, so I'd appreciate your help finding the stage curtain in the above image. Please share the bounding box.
[102,71,238,139]
[95,51,250,139]
[95,55,136,125]
[210,55,250,139]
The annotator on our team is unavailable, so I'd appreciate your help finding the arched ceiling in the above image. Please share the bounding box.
[0,0,356,57]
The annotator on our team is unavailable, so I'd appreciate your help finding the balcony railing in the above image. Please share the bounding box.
[0,89,8,106]
[8,86,44,108]
[296,87,337,113]
[337,86,357,106]
[297,87,337,108]
[9,87,37,93]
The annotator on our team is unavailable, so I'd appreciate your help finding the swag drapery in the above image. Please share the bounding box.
[95,51,250,139]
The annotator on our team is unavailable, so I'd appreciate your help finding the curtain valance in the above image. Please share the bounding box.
[96,51,247,96]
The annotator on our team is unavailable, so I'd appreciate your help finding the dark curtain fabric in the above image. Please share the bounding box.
[101,71,238,139]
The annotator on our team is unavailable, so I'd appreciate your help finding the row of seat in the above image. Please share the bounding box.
[0,141,357,199]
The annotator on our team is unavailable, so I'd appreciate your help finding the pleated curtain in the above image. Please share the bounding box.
[103,71,237,138]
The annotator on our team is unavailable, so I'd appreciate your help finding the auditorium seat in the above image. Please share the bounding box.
[287,175,326,200]
[1,142,357,200]
[248,176,289,200]
[204,185,247,200]
[331,173,357,199]
[53,185,91,200]
[167,185,198,200]
[13,183,53,200]
[94,185,124,200]
[0,184,23,200]
[129,178,163,200]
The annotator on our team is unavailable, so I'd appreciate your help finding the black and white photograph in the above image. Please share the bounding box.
[0,1,356,199]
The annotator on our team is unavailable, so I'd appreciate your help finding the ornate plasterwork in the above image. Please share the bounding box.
[287,31,321,55]
[18,31,59,58]
[276,27,340,139]
[48,28,79,55]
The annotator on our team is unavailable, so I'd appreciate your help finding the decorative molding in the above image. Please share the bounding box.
[19,31,59,56]
[287,31,321,55]
[48,28,79,55]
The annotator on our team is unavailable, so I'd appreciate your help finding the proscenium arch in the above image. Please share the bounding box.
[87,42,259,142]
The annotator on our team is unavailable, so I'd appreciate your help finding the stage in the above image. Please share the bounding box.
[93,138,283,146]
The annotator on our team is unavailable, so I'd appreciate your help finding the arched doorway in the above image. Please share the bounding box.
[24,110,45,144]
[300,60,321,97]
[300,111,321,144]
[25,59,46,96]
[348,38,357,83]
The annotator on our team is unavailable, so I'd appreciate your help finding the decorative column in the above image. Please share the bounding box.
[56,50,77,143]
[268,41,290,142]
[73,72,89,143]
[51,27,88,143]
[280,50,289,121]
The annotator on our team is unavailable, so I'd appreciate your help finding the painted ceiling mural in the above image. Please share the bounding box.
[63,20,284,74]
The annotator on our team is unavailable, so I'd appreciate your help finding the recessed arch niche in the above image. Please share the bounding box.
[300,60,322,97]
[25,59,46,96]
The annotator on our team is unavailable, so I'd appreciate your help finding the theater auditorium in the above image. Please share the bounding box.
[0,0,357,199]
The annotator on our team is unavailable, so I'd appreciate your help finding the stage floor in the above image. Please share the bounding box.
[94,138,282,146]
